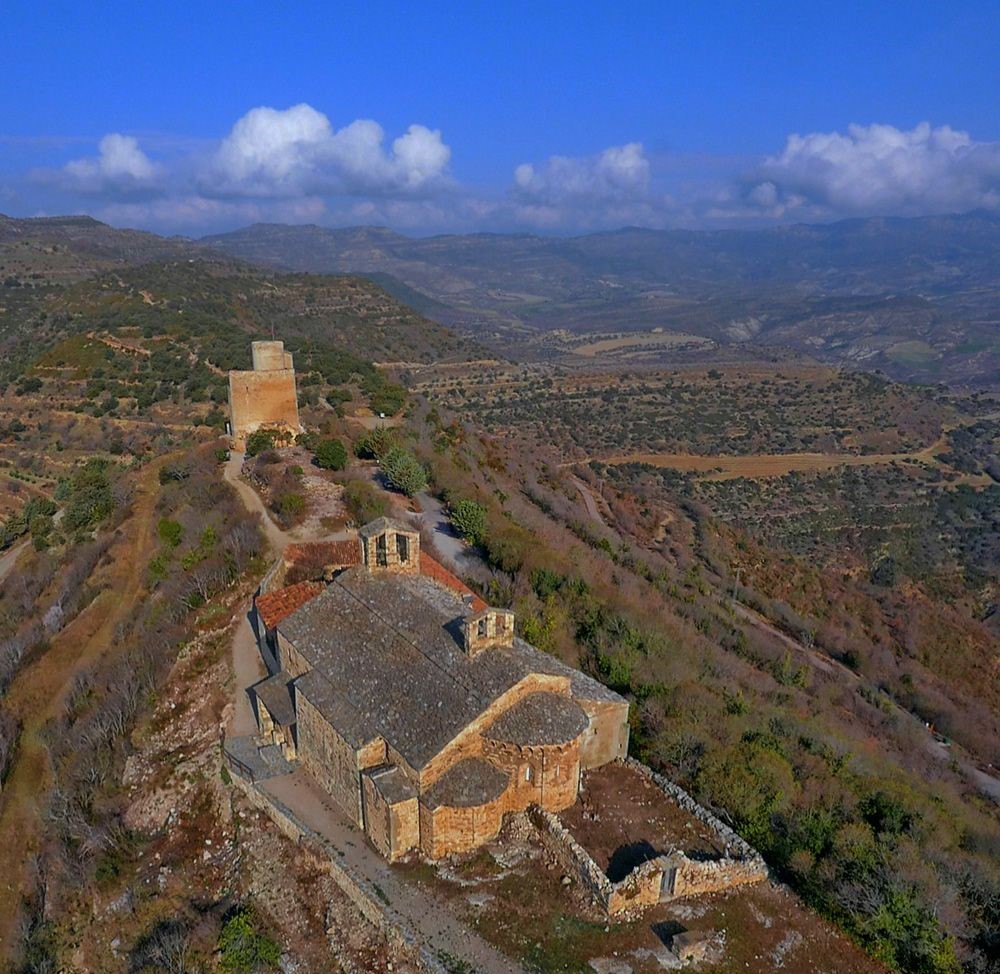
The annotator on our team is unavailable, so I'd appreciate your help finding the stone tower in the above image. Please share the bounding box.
[228,340,302,450]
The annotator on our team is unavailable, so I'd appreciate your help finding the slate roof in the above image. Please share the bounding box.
[358,516,414,537]
[252,671,297,726]
[366,765,418,805]
[277,566,626,771]
[419,551,488,611]
[423,758,509,809]
[256,581,324,631]
[483,691,588,746]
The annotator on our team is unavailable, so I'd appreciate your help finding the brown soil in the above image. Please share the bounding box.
[560,763,725,880]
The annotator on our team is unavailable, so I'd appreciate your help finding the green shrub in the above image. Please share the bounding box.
[157,518,183,548]
[381,447,428,496]
[342,480,388,524]
[449,499,487,546]
[313,438,348,471]
[276,493,306,517]
[217,909,280,973]
[354,426,397,461]
[245,428,279,457]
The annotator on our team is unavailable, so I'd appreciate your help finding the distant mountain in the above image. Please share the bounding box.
[0,214,206,283]
[202,214,1000,387]
[0,215,470,373]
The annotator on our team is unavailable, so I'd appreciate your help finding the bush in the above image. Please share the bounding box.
[342,480,388,525]
[217,909,281,973]
[449,499,487,546]
[275,492,305,517]
[313,438,348,471]
[354,426,397,461]
[157,518,183,548]
[381,447,428,496]
[245,428,279,457]
[368,382,407,416]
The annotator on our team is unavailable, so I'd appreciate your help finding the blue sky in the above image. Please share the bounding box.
[3,0,1000,234]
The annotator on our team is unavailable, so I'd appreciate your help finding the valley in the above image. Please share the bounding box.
[0,214,996,974]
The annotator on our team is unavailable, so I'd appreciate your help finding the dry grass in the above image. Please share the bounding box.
[588,432,956,480]
[0,454,179,951]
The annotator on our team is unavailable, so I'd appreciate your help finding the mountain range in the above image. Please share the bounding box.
[3,211,998,386]
[201,213,1000,387]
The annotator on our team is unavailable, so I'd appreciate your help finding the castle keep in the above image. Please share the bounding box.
[249,519,630,861]
[228,340,301,450]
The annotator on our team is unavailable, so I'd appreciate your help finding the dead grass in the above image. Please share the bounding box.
[0,453,180,953]
[586,432,954,480]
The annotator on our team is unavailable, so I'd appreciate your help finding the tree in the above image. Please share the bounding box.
[313,438,348,471]
[449,499,487,546]
[354,426,396,461]
[380,447,427,496]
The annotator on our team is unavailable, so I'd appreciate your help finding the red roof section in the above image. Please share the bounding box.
[256,581,324,631]
[420,551,487,612]
[283,539,362,572]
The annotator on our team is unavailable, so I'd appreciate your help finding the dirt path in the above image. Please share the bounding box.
[222,451,293,555]
[263,770,522,973]
[0,455,176,956]
[0,538,29,586]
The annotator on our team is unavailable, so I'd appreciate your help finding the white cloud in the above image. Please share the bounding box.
[205,104,451,198]
[55,134,161,195]
[747,122,1000,216]
[512,142,650,205]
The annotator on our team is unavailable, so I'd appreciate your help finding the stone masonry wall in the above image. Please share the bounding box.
[539,758,767,915]
[228,368,300,450]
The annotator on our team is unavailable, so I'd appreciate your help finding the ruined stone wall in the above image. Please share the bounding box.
[665,852,767,898]
[625,758,766,867]
[228,368,300,450]
[577,698,630,769]
[538,759,768,916]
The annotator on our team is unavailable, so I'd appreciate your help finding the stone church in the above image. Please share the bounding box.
[250,518,630,861]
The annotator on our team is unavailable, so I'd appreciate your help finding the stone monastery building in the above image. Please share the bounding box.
[250,518,629,861]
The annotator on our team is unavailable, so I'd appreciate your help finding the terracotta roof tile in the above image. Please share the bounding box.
[256,581,323,631]
[419,552,487,611]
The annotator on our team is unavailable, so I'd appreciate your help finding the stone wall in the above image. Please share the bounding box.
[297,693,378,826]
[577,698,630,769]
[538,759,767,916]
[419,793,508,859]
[228,368,300,450]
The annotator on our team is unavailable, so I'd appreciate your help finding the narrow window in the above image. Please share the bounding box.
[376,534,388,567]
[524,765,533,782]
[477,617,488,638]
[396,533,409,563]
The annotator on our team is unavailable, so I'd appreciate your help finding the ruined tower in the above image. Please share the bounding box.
[228,340,302,451]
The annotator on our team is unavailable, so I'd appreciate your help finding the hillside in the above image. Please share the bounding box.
[202,214,1000,387]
